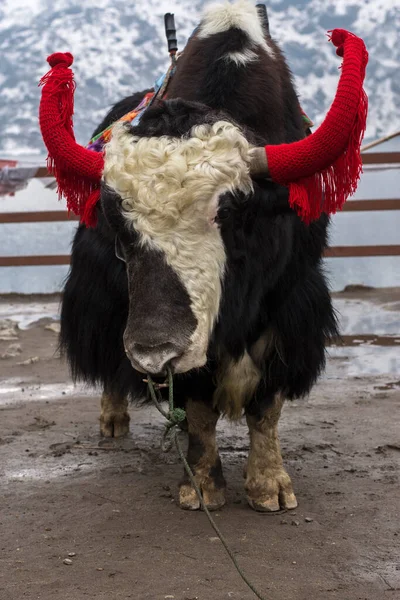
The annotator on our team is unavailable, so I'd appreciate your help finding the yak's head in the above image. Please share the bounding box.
[101,100,291,375]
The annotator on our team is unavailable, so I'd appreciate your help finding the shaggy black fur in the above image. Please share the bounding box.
[167,28,305,144]
[60,20,338,413]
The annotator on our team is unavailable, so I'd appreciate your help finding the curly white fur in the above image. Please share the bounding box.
[103,120,253,372]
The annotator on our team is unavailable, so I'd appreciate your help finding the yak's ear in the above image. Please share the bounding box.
[249,147,269,177]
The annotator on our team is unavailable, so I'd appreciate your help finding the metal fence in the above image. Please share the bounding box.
[1,152,399,268]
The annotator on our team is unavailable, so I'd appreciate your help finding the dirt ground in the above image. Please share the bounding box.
[0,292,399,600]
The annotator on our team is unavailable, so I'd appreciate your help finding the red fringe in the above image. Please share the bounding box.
[81,189,101,227]
[45,154,100,224]
[39,55,76,141]
[266,30,369,223]
[39,53,101,225]
[289,86,368,223]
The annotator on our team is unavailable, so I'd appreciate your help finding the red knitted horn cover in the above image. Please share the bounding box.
[39,52,104,226]
[265,29,369,223]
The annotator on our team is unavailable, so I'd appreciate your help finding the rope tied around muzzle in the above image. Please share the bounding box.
[146,373,186,451]
[146,369,269,600]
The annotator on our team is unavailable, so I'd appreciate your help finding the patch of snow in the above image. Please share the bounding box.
[0,380,96,407]
[328,346,400,377]
[333,299,400,336]
[0,302,60,329]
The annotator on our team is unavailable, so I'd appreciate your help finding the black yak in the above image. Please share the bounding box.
[39,1,368,511]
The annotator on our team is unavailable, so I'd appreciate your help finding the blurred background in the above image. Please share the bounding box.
[0,0,399,294]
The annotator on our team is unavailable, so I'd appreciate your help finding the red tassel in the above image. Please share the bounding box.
[288,85,368,224]
[81,189,101,228]
[39,53,75,140]
[38,52,103,223]
[266,30,369,223]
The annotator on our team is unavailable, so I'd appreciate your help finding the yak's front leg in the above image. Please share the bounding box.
[100,390,130,438]
[179,399,226,511]
[245,394,297,512]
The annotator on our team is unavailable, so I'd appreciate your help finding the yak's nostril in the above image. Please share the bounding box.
[133,342,176,355]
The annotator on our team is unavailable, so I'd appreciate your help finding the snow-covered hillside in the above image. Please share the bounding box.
[0,0,399,156]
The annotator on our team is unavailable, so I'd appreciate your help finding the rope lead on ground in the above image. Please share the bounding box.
[147,369,269,600]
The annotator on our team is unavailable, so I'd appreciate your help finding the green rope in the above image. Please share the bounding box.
[147,369,268,600]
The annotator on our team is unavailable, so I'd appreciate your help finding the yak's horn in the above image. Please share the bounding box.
[39,52,104,225]
[250,30,369,223]
[249,147,269,178]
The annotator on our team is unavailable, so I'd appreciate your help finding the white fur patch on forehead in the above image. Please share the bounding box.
[103,119,253,226]
[103,119,254,373]
[223,48,258,66]
[198,0,274,59]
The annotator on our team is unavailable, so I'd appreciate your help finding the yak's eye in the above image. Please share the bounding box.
[115,236,126,263]
[216,206,231,222]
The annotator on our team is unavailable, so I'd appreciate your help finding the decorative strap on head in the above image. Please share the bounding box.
[39,52,104,226]
[263,29,369,223]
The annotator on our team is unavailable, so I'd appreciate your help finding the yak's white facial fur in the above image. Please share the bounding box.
[103,120,253,372]
[199,0,275,59]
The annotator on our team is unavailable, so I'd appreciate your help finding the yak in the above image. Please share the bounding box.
[59,0,338,512]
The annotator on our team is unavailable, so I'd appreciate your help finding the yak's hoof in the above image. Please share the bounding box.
[246,468,298,512]
[100,411,130,438]
[179,482,226,511]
